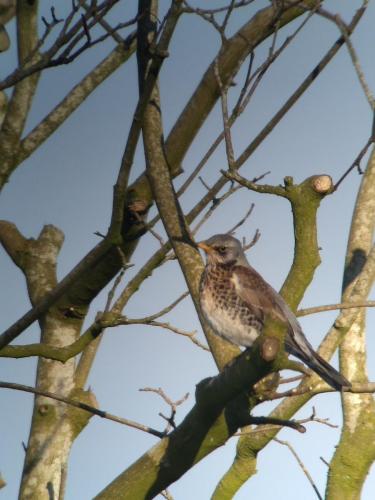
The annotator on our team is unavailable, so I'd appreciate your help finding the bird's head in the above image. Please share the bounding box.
[198,234,248,266]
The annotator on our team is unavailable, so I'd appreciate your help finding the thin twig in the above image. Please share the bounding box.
[0,381,164,438]
[297,300,375,317]
[82,0,124,43]
[279,374,304,385]
[134,291,190,321]
[265,382,375,401]
[139,387,189,432]
[182,0,256,16]
[138,6,316,238]
[226,203,255,235]
[132,210,166,246]
[234,3,368,171]
[104,252,133,311]
[242,229,261,251]
[297,407,338,429]
[192,184,242,235]
[334,136,374,190]
[214,58,236,170]
[111,317,209,351]
[314,3,374,109]
[274,437,323,500]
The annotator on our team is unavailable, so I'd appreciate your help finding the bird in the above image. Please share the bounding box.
[198,233,350,391]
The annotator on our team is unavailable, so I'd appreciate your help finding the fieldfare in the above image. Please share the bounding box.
[198,234,350,390]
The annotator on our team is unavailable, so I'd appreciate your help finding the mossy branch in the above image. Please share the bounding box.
[94,340,286,500]
[327,146,375,498]
[213,219,375,500]
[0,0,40,190]
[211,173,335,498]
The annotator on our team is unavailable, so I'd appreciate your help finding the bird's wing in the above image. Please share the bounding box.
[231,265,288,325]
[232,265,351,390]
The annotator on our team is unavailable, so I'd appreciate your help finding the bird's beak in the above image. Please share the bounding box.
[198,241,213,254]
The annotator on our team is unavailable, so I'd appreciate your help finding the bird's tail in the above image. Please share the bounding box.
[272,289,350,391]
[286,338,350,391]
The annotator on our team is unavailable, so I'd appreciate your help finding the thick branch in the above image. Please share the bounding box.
[211,174,335,498]
[327,145,375,497]
[139,3,238,369]
[213,239,375,499]
[94,341,280,499]
[0,0,40,189]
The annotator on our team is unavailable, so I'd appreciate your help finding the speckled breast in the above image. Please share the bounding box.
[199,264,262,348]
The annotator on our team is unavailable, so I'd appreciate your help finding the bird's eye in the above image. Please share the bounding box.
[216,246,227,254]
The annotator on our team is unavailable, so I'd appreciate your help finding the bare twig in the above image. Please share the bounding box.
[192,184,243,235]
[265,382,375,401]
[104,252,134,312]
[226,203,255,235]
[0,0,125,90]
[233,3,368,171]
[274,437,323,500]
[182,0,256,17]
[131,210,166,246]
[82,0,125,44]
[297,407,338,429]
[297,300,375,317]
[73,248,134,388]
[314,3,374,109]
[279,374,304,385]
[334,136,374,190]
[232,5,319,118]
[112,317,209,352]
[235,409,334,437]
[139,387,189,432]
[75,289,191,388]
[139,292,190,321]
[0,381,164,438]
[214,58,236,170]
[242,229,261,251]
[128,4,320,243]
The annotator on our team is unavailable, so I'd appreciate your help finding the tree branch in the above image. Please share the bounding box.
[17,36,137,165]
[0,0,40,189]
[297,300,375,317]
[0,381,164,438]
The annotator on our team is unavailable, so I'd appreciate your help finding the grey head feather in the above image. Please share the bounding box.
[202,233,249,266]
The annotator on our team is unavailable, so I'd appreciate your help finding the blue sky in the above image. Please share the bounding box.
[1,1,375,498]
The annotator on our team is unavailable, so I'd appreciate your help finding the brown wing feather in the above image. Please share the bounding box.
[232,265,351,390]
[231,265,287,325]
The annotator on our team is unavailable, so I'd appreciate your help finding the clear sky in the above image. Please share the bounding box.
[1,1,375,498]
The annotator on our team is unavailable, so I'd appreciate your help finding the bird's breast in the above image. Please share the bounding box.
[200,269,261,348]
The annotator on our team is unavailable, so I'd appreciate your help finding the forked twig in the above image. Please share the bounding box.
[140,386,189,432]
